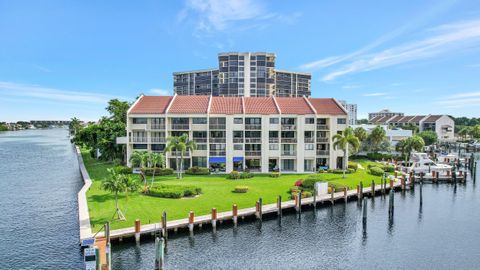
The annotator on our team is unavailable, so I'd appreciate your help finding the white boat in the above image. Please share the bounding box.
[409,153,452,174]
[437,153,457,164]
[84,247,97,270]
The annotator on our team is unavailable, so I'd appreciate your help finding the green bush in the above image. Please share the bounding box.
[240,172,254,179]
[367,152,393,161]
[348,161,359,171]
[301,175,325,189]
[384,164,395,172]
[228,171,241,179]
[289,186,300,194]
[302,191,313,198]
[113,165,132,174]
[233,186,249,193]
[185,166,210,175]
[327,169,355,174]
[143,168,174,176]
[149,184,202,198]
[270,172,280,178]
[369,166,384,176]
[329,183,349,192]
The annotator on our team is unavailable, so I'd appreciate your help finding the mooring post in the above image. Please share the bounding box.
[232,204,238,225]
[389,179,394,191]
[188,211,194,233]
[400,177,405,190]
[313,187,317,207]
[357,184,361,200]
[362,199,367,224]
[276,196,282,217]
[95,247,101,270]
[211,208,217,230]
[344,187,348,203]
[134,219,141,243]
[330,188,334,205]
[371,180,375,196]
[360,181,364,199]
[105,222,111,270]
[297,192,302,213]
[161,211,168,240]
[154,237,165,270]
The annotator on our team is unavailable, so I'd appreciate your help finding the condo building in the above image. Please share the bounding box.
[368,109,404,120]
[126,95,348,173]
[173,52,311,97]
[338,100,357,125]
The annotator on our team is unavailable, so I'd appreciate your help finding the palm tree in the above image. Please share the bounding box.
[69,117,82,136]
[129,151,150,187]
[148,152,165,188]
[354,127,368,142]
[458,127,471,140]
[165,134,196,179]
[102,168,127,220]
[397,136,425,161]
[368,126,387,153]
[333,127,360,178]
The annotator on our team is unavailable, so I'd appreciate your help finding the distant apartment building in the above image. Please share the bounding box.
[173,52,311,97]
[338,100,357,125]
[126,95,348,173]
[351,124,412,146]
[369,115,454,142]
[368,109,404,120]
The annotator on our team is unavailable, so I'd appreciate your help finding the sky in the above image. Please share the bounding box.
[1,0,480,121]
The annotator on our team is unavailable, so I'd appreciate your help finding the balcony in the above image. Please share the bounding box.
[150,137,166,143]
[316,150,330,156]
[150,124,165,130]
[316,125,329,130]
[316,137,329,143]
[245,124,262,130]
[233,138,244,143]
[245,151,261,156]
[132,137,147,143]
[281,124,296,131]
[245,138,262,143]
[171,124,189,130]
[281,138,297,143]
[281,150,297,156]
[193,138,207,143]
[209,124,226,130]
[269,138,279,143]
[210,137,226,143]
[170,151,190,156]
[304,137,315,143]
[209,151,226,156]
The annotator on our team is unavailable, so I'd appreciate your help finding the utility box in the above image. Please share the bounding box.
[315,182,329,195]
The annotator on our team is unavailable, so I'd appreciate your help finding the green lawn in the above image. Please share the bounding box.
[82,150,387,230]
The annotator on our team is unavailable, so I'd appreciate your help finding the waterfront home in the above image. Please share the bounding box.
[351,124,412,146]
[123,95,348,173]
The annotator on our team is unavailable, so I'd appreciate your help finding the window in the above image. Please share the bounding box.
[270,118,279,124]
[192,117,207,124]
[305,118,315,124]
[337,118,347,124]
[196,144,207,150]
[133,144,147,149]
[192,157,207,167]
[269,144,279,150]
[133,118,147,124]
[234,118,243,124]
[305,144,314,150]
[234,144,243,150]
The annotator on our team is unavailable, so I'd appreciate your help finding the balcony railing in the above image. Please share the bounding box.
[281,150,297,156]
[316,137,329,143]
[233,138,244,143]
[150,137,166,143]
[316,124,329,130]
[209,124,226,130]
[281,124,296,131]
[170,151,190,156]
[281,138,297,143]
[150,124,165,130]
[210,138,226,143]
[171,124,189,130]
[304,137,315,143]
[193,138,207,143]
[269,138,279,143]
[209,151,226,156]
[245,124,262,130]
[245,138,262,143]
[245,151,261,156]
[132,137,147,143]
[316,150,330,156]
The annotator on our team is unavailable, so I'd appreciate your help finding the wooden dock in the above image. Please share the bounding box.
[99,181,402,242]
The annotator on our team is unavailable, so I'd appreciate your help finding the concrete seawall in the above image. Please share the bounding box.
[75,146,93,242]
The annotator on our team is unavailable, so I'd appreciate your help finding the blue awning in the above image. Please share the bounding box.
[209,157,226,164]
[233,156,244,162]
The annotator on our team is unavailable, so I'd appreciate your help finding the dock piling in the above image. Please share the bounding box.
[211,208,217,230]
[371,180,375,196]
[344,187,348,203]
[277,196,282,217]
[232,204,238,225]
[188,211,194,233]
[134,219,141,243]
[161,211,168,240]
[154,237,165,270]
[297,192,302,213]
[362,199,367,225]
[330,189,334,205]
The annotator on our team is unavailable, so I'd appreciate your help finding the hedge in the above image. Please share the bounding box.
[270,172,280,178]
[227,171,254,179]
[143,168,174,176]
[369,166,384,176]
[113,165,132,175]
[186,166,210,175]
[233,186,249,193]
[348,161,358,171]
[327,169,355,174]
[149,184,202,199]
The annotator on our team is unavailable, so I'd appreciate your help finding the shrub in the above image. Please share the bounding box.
[233,186,249,193]
[228,171,241,179]
[301,175,325,190]
[294,179,303,186]
[270,172,280,178]
[367,163,381,169]
[348,161,358,171]
[186,166,210,175]
[367,152,393,161]
[113,165,132,174]
[302,191,313,198]
[289,186,300,194]
[384,164,395,173]
[327,169,355,174]
[113,158,123,166]
[149,184,201,198]
[369,166,384,176]
[240,172,254,179]
[329,183,349,192]
[143,168,174,176]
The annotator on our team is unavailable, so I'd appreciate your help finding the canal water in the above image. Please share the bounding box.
[1,129,480,269]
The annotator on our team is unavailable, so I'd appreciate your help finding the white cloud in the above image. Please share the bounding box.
[436,91,480,107]
[0,81,127,104]
[321,19,480,81]
[363,92,387,97]
[149,88,171,96]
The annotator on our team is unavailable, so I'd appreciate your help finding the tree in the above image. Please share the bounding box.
[402,123,419,134]
[472,125,480,139]
[148,152,165,188]
[129,151,150,188]
[417,131,438,146]
[106,99,130,124]
[354,127,368,142]
[396,136,425,161]
[69,117,82,136]
[367,126,387,153]
[102,168,128,220]
[333,127,360,178]
[458,126,472,140]
[165,134,196,179]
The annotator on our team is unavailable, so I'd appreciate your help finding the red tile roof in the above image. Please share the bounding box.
[168,95,210,114]
[307,98,347,115]
[129,96,172,114]
[210,97,243,114]
[244,97,279,114]
[423,115,442,122]
[275,97,315,114]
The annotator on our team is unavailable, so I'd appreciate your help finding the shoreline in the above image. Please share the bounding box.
[75,145,94,242]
